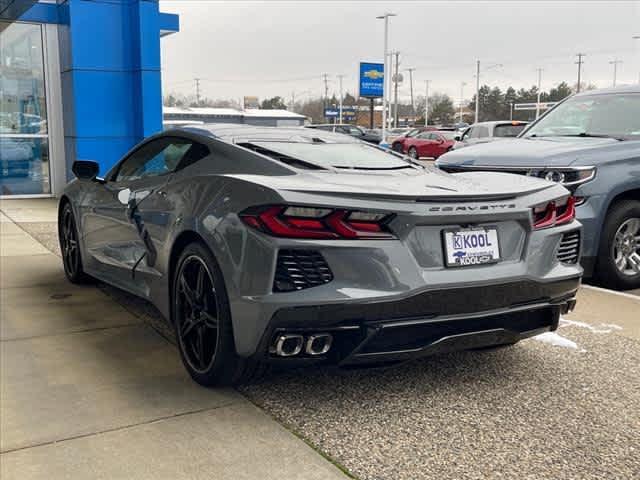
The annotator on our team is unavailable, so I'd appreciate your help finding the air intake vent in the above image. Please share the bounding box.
[557,230,580,264]
[274,250,333,292]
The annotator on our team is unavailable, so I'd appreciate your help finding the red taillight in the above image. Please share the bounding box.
[533,196,576,230]
[240,206,395,239]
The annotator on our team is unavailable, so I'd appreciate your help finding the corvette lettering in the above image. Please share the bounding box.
[429,204,517,212]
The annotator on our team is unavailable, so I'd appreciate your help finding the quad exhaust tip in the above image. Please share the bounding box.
[273,333,333,357]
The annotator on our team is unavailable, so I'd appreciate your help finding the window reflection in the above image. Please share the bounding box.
[0,21,50,195]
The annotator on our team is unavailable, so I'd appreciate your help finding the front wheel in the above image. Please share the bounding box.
[595,200,640,290]
[172,242,266,386]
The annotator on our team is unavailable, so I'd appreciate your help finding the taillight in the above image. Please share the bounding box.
[532,196,576,230]
[240,205,395,239]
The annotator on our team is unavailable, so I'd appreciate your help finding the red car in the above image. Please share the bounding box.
[390,126,437,152]
[402,130,457,159]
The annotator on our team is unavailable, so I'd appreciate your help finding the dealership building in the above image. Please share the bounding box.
[0,0,179,197]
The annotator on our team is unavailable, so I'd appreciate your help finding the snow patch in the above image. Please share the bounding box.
[560,318,622,333]
[533,332,579,349]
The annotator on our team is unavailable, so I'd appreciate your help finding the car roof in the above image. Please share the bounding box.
[574,84,640,97]
[177,123,360,144]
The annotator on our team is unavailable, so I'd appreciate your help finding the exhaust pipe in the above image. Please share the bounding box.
[274,334,304,357]
[305,333,333,356]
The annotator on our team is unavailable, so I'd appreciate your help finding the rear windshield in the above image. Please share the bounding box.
[250,141,412,170]
[494,124,527,137]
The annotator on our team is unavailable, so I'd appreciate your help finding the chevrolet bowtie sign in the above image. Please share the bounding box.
[359,62,384,98]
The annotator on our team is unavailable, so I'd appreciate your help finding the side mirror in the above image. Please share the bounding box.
[72,160,99,181]
[454,135,461,141]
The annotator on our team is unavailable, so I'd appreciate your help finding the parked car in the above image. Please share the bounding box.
[59,124,580,386]
[391,126,438,152]
[305,124,381,144]
[437,85,640,289]
[386,127,411,143]
[457,121,528,147]
[402,130,459,159]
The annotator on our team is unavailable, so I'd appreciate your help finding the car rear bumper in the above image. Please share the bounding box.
[251,276,580,366]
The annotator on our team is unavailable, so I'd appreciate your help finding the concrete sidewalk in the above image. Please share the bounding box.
[0,200,348,480]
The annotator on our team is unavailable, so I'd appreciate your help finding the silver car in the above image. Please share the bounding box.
[59,124,582,386]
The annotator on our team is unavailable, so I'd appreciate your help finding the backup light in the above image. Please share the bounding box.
[240,205,395,239]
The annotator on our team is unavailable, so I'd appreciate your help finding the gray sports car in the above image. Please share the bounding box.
[59,124,582,386]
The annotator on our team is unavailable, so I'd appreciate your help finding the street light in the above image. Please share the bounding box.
[376,12,396,146]
[633,35,640,84]
[459,81,467,123]
[424,80,431,126]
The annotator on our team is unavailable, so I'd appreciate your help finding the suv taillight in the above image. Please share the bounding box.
[532,196,576,230]
[240,205,395,239]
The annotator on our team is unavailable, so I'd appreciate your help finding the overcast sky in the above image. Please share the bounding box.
[159,1,640,105]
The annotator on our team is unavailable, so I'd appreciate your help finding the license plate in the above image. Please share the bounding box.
[443,227,500,267]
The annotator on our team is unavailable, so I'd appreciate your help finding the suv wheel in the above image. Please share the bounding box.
[596,200,640,290]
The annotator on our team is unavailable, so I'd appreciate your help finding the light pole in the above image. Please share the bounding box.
[535,68,543,119]
[459,81,467,123]
[634,36,640,84]
[377,12,396,145]
[337,74,345,123]
[474,62,502,123]
[424,80,430,126]
[609,59,622,87]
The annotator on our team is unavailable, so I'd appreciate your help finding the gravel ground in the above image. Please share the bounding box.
[16,219,640,479]
[242,326,640,480]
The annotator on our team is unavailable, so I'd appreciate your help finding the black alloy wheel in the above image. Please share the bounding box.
[172,242,267,387]
[175,254,220,374]
[59,203,91,283]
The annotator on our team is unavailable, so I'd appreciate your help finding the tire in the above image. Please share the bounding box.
[595,200,640,290]
[408,147,419,159]
[58,203,92,284]
[172,242,266,387]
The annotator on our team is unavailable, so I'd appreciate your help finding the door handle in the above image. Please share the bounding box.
[156,190,167,197]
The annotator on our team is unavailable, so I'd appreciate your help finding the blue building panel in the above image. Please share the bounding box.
[17,0,179,180]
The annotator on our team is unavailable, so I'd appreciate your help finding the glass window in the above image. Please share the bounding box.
[0,21,50,195]
[249,142,411,170]
[114,137,196,182]
[523,93,640,140]
[493,123,527,137]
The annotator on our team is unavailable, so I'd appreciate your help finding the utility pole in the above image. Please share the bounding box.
[406,67,415,122]
[459,82,467,123]
[194,78,201,105]
[609,59,623,87]
[376,12,396,145]
[510,102,514,121]
[424,80,430,126]
[575,53,586,93]
[392,51,400,128]
[337,74,345,123]
[322,73,329,117]
[290,91,296,112]
[535,68,543,119]
[475,60,480,123]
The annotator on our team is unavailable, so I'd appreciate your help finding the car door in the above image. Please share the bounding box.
[82,137,196,294]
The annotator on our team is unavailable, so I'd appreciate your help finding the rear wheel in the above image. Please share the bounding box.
[58,203,92,284]
[408,147,419,159]
[595,200,640,290]
[172,242,266,386]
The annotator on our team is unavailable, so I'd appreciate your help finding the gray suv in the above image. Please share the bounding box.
[437,86,640,290]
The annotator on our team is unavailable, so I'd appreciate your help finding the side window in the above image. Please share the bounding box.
[114,137,195,182]
[348,126,364,136]
[467,127,478,139]
[477,126,490,138]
